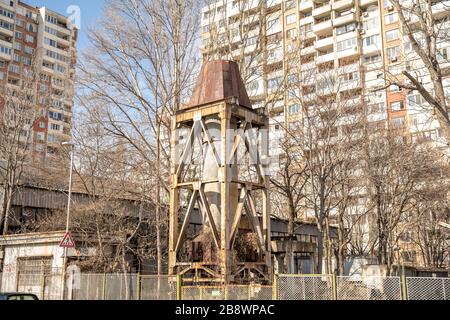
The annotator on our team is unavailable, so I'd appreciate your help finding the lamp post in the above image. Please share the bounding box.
[61,141,74,299]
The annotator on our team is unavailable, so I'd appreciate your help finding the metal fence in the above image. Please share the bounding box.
[1,272,450,300]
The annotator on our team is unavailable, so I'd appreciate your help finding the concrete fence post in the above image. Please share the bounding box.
[176,274,182,300]
[40,274,46,300]
[332,273,338,301]
[272,274,279,300]
[102,273,107,300]
[401,274,408,300]
[136,273,141,301]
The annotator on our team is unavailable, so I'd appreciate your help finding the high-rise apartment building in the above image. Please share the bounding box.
[200,0,449,146]
[0,0,77,162]
[200,0,450,270]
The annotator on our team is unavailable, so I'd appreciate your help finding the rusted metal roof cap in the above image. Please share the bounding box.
[188,60,252,109]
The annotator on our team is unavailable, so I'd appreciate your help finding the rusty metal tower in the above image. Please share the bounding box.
[168,61,272,284]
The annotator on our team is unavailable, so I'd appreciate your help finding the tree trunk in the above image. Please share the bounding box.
[316,230,324,274]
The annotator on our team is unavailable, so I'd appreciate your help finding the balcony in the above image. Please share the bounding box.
[334,12,356,27]
[362,43,380,56]
[337,46,358,59]
[360,0,378,6]
[0,26,13,37]
[299,15,314,26]
[315,36,333,49]
[432,0,450,17]
[313,3,331,17]
[316,51,334,64]
[300,0,313,11]
[301,45,315,56]
[332,0,354,11]
[301,61,315,71]
[313,19,333,35]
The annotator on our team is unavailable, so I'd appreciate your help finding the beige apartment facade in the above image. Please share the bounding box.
[0,0,77,163]
[200,0,450,271]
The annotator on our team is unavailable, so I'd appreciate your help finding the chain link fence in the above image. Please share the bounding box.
[407,277,450,300]
[1,272,450,300]
[277,275,334,300]
[336,276,402,300]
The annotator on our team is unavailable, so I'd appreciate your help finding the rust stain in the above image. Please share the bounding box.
[187,60,252,109]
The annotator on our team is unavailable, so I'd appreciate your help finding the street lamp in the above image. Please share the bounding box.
[61,141,74,299]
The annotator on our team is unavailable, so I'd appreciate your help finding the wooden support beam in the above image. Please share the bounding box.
[174,190,198,254]
[230,187,247,248]
[199,187,220,249]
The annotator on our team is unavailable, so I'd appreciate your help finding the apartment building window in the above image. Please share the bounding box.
[364,54,382,64]
[268,76,282,93]
[336,23,356,36]
[25,34,34,43]
[0,8,14,19]
[23,56,32,66]
[385,29,400,41]
[246,36,258,46]
[0,20,13,31]
[386,45,400,59]
[300,23,312,34]
[288,73,298,84]
[36,132,45,141]
[8,64,20,73]
[392,117,405,128]
[286,28,297,39]
[0,45,11,55]
[49,111,63,121]
[15,18,24,27]
[286,14,296,25]
[45,25,58,36]
[437,48,448,62]
[390,84,402,92]
[267,17,280,31]
[50,123,61,131]
[408,94,426,106]
[337,37,356,52]
[24,46,34,55]
[15,31,22,39]
[288,104,300,114]
[369,102,385,114]
[0,71,4,80]
[44,37,57,48]
[13,53,20,62]
[363,34,380,47]
[390,101,404,111]
[27,23,37,33]
[341,71,359,82]
[39,122,46,129]
[362,17,379,30]
[14,42,22,51]
[384,13,398,24]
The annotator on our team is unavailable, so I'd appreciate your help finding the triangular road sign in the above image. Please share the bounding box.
[59,231,76,248]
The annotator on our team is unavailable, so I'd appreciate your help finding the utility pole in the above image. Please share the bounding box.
[60,141,74,299]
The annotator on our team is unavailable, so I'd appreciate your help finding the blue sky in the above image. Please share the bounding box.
[25,0,105,50]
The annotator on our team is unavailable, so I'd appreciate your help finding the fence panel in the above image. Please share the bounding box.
[140,276,176,300]
[227,285,249,300]
[407,277,450,300]
[43,274,63,300]
[66,274,104,300]
[278,275,333,300]
[181,286,201,300]
[202,287,225,300]
[105,274,139,300]
[337,276,402,300]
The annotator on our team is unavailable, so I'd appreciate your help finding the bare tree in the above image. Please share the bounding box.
[384,0,450,144]
[78,0,201,275]
[0,56,51,234]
